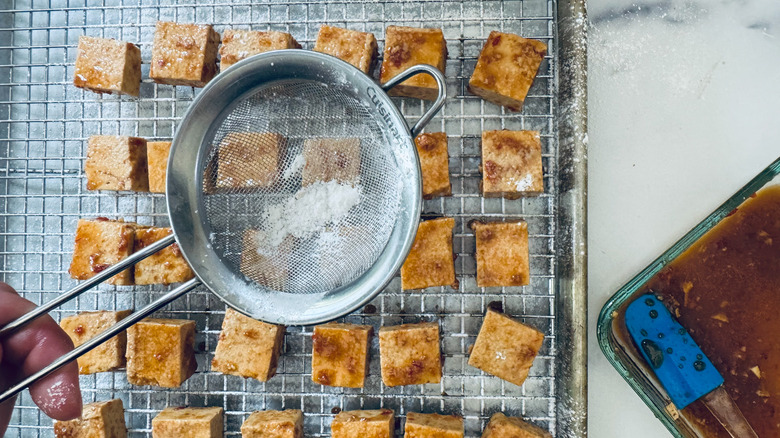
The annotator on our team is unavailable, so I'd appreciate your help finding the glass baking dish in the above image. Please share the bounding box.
[597,156,780,437]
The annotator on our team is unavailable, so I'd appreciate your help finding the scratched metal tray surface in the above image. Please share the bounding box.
[0,0,588,436]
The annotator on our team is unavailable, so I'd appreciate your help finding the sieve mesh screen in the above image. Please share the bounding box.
[201,80,403,294]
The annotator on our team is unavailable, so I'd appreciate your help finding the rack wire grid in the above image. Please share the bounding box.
[0,0,561,436]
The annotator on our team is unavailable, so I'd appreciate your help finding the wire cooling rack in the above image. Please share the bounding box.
[0,0,564,436]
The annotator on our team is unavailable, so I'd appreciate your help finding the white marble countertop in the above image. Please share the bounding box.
[587,0,780,435]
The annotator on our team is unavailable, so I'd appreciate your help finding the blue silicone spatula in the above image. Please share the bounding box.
[625,293,759,438]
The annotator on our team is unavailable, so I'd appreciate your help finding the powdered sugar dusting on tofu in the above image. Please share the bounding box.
[511,174,535,191]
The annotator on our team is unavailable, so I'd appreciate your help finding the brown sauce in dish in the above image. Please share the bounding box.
[631,185,780,437]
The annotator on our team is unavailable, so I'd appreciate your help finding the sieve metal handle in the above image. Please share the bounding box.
[381,64,447,137]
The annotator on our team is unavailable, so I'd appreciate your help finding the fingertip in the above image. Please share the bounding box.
[29,363,82,421]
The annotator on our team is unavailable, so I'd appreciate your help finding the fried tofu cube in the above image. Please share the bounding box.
[220,29,301,71]
[468,308,544,387]
[240,229,293,290]
[301,138,361,186]
[378,322,441,386]
[241,410,303,438]
[211,307,285,382]
[147,141,171,193]
[150,21,221,87]
[415,133,451,199]
[152,407,224,438]
[481,130,543,198]
[85,135,149,192]
[380,26,447,101]
[481,412,552,438]
[73,36,142,97]
[469,31,547,112]
[126,318,197,388]
[331,409,394,438]
[313,25,378,74]
[311,323,372,388]
[404,412,463,438]
[54,399,127,438]
[401,218,456,290]
[470,220,530,287]
[69,218,136,285]
[134,227,194,285]
[216,132,283,189]
[60,310,132,374]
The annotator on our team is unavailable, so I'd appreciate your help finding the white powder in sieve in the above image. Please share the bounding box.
[263,180,362,248]
[282,154,306,180]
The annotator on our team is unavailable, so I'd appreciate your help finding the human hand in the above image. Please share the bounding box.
[0,283,82,435]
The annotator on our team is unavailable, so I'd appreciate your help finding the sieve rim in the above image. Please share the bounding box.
[165,50,440,325]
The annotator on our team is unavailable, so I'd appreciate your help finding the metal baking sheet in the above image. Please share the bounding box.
[0,0,588,436]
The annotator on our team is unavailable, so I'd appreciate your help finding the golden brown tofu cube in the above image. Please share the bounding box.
[311,323,372,388]
[481,412,552,438]
[152,407,224,438]
[150,21,221,87]
[468,308,544,387]
[301,138,361,186]
[470,220,530,287]
[404,412,463,438]
[220,29,301,71]
[469,31,547,112]
[134,227,194,285]
[85,135,149,192]
[211,307,285,382]
[481,130,543,198]
[380,26,447,101]
[69,218,136,286]
[240,229,293,290]
[147,141,172,193]
[331,409,394,438]
[401,218,456,290]
[378,322,441,386]
[60,310,132,374]
[415,133,451,198]
[54,399,127,438]
[241,410,303,438]
[126,318,197,388]
[73,36,142,97]
[313,25,378,74]
[216,132,283,190]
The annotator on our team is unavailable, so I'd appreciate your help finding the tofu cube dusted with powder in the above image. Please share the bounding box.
[220,29,301,71]
[150,21,221,87]
[54,399,127,438]
[301,137,361,186]
[240,229,293,290]
[468,308,544,387]
[73,36,142,97]
[60,310,132,374]
[378,322,441,386]
[313,25,378,74]
[211,307,285,382]
[481,130,543,198]
[147,141,172,193]
[241,410,303,438]
[85,135,149,192]
[216,132,283,190]
[400,217,456,290]
[311,323,372,388]
[331,409,394,438]
[380,26,447,101]
[470,220,530,287]
[126,318,197,388]
[415,132,451,199]
[151,407,224,438]
[481,412,552,438]
[134,227,194,285]
[404,412,463,438]
[468,31,547,112]
[69,218,136,285]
